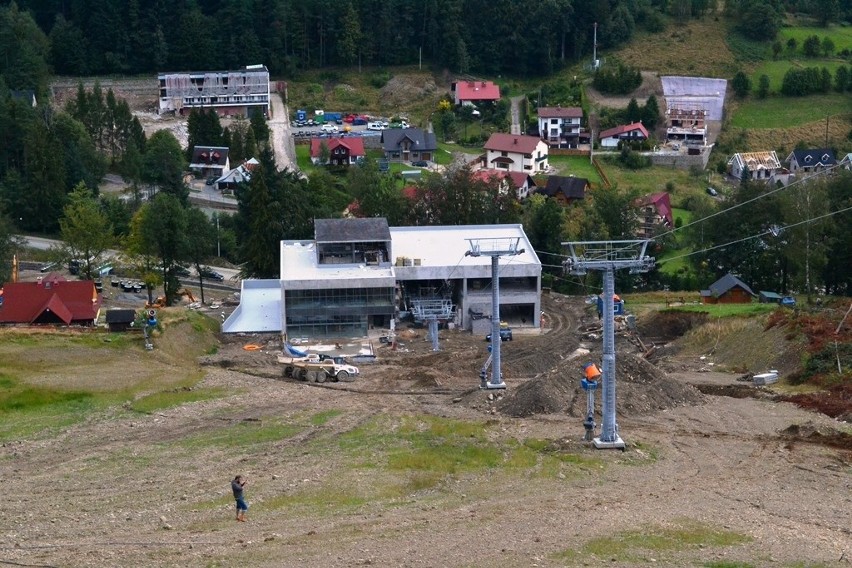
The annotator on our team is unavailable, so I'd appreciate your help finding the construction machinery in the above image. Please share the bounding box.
[277,343,359,383]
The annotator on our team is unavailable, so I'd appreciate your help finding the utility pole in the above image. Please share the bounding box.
[563,240,655,449]
[466,237,523,389]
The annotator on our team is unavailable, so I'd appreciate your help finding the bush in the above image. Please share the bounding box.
[592,62,642,95]
[781,66,825,96]
[619,146,651,169]
[369,69,392,89]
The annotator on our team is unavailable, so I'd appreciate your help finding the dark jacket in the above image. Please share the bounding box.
[231,479,245,499]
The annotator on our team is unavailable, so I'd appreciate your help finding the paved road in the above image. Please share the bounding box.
[18,235,242,285]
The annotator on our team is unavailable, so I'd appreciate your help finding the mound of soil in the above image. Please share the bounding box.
[780,420,852,452]
[638,310,709,341]
[497,352,705,418]
[379,75,439,108]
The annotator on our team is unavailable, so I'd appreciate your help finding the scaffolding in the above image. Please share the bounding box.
[158,65,270,114]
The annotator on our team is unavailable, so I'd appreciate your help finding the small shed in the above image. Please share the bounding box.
[700,274,755,304]
[105,309,137,332]
[758,291,783,304]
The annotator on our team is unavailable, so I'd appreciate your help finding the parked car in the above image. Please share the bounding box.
[321,123,339,134]
[205,177,217,186]
[174,265,191,277]
[485,328,513,342]
[781,296,797,307]
[411,160,428,167]
[706,187,718,196]
[367,121,385,131]
[199,266,225,281]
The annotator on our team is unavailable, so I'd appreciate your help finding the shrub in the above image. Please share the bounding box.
[592,62,642,95]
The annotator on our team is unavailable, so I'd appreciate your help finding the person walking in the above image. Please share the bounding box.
[231,475,248,521]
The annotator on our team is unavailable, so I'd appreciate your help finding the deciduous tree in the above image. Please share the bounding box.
[59,183,113,280]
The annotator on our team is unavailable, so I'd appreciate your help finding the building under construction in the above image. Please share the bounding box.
[157,64,270,117]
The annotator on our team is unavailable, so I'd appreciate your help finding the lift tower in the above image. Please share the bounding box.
[563,240,655,449]
[466,237,523,389]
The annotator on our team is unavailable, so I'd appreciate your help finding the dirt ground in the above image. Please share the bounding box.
[2,295,850,567]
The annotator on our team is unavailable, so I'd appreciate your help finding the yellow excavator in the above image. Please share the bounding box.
[145,288,196,308]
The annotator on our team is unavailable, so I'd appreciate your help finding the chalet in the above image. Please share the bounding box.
[700,274,755,305]
[537,106,583,148]
[483,133,549,174]
[451,80,500,106]
[381,128,437,163]
[473,169,537,200]
[189,146,230,180]
[785,148,836,174]
[105,309,137,332]
[310,137,366,166]
[728,151,783,182]
[665,105,707,145]
[0,276,101,325]
[599,122,649,148]
[216,157,259,190]
[536,176,589,205]
[634,192,673,238]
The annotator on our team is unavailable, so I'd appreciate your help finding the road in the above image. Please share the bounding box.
[17,235,242,285]
[268,93,297,172]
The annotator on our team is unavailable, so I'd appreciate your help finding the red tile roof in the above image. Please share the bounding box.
[538,106,583,119]
[455,81,500,102]
[484,133,543,154]
[636,191,673,226]
[310,137,366,158]
[473,169,531,189]
[599,122,649,140]
[0,279,100,325]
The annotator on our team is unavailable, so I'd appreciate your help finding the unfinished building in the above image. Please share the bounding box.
[665,104,708,146]
[157,64,270,117]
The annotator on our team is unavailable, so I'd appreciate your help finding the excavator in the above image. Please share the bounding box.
[145,288,196,308]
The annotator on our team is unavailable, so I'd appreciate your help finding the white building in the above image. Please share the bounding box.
[223,219,542,338]
[537,106,583,148]
[483,133,549,174]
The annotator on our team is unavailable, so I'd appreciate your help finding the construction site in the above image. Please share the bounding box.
[157,64,271,117]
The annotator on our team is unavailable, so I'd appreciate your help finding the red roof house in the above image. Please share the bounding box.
[452,80,501,106]
[0,276,101,326]
[483,133,549,174]
[635,192,673,238]
[310,137,366,166]
[473,169,537,200]
[599,122,649,148]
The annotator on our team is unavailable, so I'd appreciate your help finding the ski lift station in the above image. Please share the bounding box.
[223,218,542,339]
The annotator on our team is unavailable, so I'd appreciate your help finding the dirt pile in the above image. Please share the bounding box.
[497,351,705,418]
[379,75,439,109]
[638,310,709,341]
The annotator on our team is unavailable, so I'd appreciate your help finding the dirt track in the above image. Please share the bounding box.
[2,296,850,567]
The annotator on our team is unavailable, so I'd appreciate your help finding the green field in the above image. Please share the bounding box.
[749,60,848,95]
[596,159,709,205]
[730,93,852,128]
[548,155,603,185]
[779,26,852,54]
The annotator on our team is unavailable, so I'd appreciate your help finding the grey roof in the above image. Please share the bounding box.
[700,273,755,297]
[314,218,391,243]
[759,290,783,299]
[105,309,136,323]
[380,128,437,152]
[789,148,836,167]
[539,176,588,199]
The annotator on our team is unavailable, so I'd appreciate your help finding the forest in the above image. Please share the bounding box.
[4,0,848,83]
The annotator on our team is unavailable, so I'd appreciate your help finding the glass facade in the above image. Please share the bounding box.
[285,287,395,337]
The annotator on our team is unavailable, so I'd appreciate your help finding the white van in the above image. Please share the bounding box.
[367,121,386,131]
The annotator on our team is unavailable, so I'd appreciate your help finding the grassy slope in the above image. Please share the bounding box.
[0,309,221,441]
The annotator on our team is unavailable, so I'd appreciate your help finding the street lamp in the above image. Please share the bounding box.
[215,213,220,258]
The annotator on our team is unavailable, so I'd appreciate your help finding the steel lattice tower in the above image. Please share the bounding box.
[466,237,523,389]
[563,240,655,449]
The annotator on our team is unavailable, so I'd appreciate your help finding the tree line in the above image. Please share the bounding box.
[14,0,825,80]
